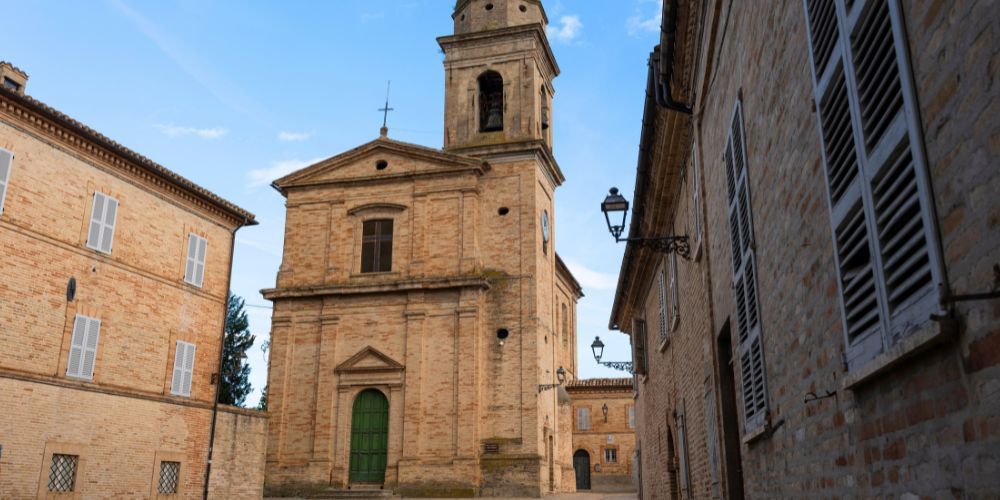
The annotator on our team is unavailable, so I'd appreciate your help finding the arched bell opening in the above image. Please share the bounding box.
[478,71,504,132]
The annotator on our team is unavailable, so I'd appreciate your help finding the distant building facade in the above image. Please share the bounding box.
[610,0,999,498]
[566,378,637,493]
[261,0,584,496]
[0,63,266,499]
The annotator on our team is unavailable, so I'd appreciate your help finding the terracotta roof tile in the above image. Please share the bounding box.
[565,377,633,390]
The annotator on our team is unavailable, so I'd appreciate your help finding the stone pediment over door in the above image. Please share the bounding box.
[335,346,405,388]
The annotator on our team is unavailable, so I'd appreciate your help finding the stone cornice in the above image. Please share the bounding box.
[447,139,565,187]
[0,87,255,228]
[261,275,491,300]
[437,23,560,78]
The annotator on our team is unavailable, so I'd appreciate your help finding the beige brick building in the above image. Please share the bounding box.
[566,379,636,493]
[609,0,1000,498]
[261,0,583,496]
[0,63,266,499]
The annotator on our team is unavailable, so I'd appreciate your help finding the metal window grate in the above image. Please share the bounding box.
[158,461,180,494]
[48,454,78,492]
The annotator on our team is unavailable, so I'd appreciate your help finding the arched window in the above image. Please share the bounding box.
[478,71,504,132]
[540,84,550,130]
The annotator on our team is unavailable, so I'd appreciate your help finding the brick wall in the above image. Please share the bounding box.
[567,382,637,492]
[617,0,998,498]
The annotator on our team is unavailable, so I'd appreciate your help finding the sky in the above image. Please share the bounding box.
[6,0,664,407]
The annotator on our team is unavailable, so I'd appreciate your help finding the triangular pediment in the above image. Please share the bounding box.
[273,136,488,192]
[334,346,404,373]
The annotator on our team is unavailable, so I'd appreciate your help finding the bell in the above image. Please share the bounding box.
[541,108,550,130]
[484,105,503,131]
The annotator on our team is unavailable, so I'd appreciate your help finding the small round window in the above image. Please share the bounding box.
[497,328,509,340]
[498,207,510,216]
[485,3,494,11]
[375,159,389,170]
[519,5,527,12]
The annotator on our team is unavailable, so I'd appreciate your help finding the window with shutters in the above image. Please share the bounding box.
[669,252,680,329]
[604,447,618,463]
[690,147,703,256]
[171,341,196,397]
[577,407,590,430]
[184,233,208,287]
[676,400,691,497]
[86,192,119,254]
[628,405,635,429]
[67,315,101,380]
[632,318,648,377]
[657,269,668,345]
[48,454,78,492]
[561,303,568,346]
[361,219,393,273]
[724,101,769,434]
[803,0,944,372]
[0,147,12,215]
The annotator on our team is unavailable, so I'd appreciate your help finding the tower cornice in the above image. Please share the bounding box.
[437,23,560,78]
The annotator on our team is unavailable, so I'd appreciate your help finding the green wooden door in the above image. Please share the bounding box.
[349,389,389,483]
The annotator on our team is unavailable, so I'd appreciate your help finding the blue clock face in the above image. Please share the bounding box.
[541,210,550,242]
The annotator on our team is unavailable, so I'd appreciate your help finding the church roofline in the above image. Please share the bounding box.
[555,254,584,298]
[270,135,490,196]
[437,23,560,78]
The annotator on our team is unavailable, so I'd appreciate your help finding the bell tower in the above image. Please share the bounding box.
[438,0,559,153]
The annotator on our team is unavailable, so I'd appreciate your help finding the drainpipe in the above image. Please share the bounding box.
[202,215,256,500]
[654,0,693,115]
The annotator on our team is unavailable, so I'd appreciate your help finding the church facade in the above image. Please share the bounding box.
[261,0,582,496]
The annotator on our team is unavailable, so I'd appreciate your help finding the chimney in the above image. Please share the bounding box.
[0,62,29,95]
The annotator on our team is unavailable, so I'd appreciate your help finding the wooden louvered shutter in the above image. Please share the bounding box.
[657,269,668,344]
[100,198,118,253]
[804,0,944,371]
[0,148,12,214]
[170,342,185,395]
[86,193,119,254]
[80,317,101,379]
[182,343,196,396]
[632,318,648,376]
[725,102,768,433]
[185,234,208,287]
[66,316,88,378]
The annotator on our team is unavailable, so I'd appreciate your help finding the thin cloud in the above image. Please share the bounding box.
[277,131,313,142]
[156,124,228,139]
[627,0,663,36]
[107,0,263,122]
[562,258,618,291]
[547,15,583,44]
[247,157,325,188]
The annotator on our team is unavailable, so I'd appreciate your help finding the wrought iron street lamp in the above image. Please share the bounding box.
[537,366,567,393]
[601,187,691,260]
[591,336,633,373]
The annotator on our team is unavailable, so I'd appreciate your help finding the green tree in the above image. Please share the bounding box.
[257,384,268,411]
[219,292,255,406]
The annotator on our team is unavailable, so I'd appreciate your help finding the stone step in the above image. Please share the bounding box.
[306,488,399,499]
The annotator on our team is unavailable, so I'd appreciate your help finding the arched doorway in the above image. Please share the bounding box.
[349,389,389,484]
[573,449,591,490]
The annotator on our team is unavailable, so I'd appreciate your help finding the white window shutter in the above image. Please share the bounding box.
[170,342,186,395]
[804,0,944,372]
[86,194,105,250]
[182,343,196,396]
[80,318,101,379]
[725,102,769,433]
[184,235,198,284]
[100,198,118,253]
[66,316,87,378]
[670,252,680,325]
[195,237,207,287]
[0,148,12,214]
[657,270,667,343]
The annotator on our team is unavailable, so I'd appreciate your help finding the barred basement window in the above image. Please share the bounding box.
[724,101,769,434]
[48,454,78,492]
[604,448,618,463]
[158,461,180,494]
[360,219,393,273]
[804,0,944,372]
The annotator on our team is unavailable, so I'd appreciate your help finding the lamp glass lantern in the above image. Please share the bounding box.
[601,187,629,241]
[591,336,605,363]
[556,366,567,384]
